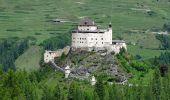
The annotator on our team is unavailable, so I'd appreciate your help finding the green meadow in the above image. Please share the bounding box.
[128,45,165,60]
[15,46,43,72]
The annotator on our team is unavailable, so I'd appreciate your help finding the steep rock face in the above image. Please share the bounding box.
[55,50,129,82]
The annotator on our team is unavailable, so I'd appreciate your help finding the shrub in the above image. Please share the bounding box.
[130,61,149,72]
[156,35,170,50]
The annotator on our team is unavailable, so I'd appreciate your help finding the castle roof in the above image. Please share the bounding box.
[79,19,96,26]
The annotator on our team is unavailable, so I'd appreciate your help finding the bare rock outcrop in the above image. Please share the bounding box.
[55,50,129,82]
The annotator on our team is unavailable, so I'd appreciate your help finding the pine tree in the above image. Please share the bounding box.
[92,90,100,100]
[108,84,115,100]
[41,86,53,100]
[161,71,170,100]
[151,68,161,100]
[84,89,94,100]
[75,86,84,100]
[103,86,109,100]
[68,82,77,100]
[145,84,153,100]
[95,78,104,100]
[53,84,61,100]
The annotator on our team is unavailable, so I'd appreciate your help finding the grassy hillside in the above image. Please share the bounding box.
[1,0,170,70]
[0,0,170,43]
[128,45,166,59]
[15,46,43,71]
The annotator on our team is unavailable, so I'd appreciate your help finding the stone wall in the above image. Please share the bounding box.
[44,46,70,63]
[71,42,127,54]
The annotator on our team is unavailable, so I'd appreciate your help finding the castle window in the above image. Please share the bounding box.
[96,38,97,40]
[101,38,103,40]
[80,38,81,40]
[91,38,93,40]
[102,42,103,44]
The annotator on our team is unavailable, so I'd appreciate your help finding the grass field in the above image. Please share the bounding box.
[15,46,43,71]
[128,45,166,60]
[0,0,170,44]
[121,33,161,49]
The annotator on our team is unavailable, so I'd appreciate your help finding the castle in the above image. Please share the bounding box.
[72,19,112,50]
[43,19,127,83]
[44,19,127,63]
[71,19,126,53]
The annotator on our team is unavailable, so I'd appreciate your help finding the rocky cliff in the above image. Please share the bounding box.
[54,50,129,82]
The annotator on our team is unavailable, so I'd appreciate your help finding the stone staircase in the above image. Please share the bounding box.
[49,61,65,73]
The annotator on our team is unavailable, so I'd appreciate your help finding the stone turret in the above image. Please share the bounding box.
[91,76,96,85]
[109,22,112,28]
[65,66,71,78]
[44,50,56,63]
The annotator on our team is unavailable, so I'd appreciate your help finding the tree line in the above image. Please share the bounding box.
[0,38,28,71]
[0,65,170,100]
[163,23,170,32]
[41,32,71,50]
[153,51,170,66]
[156,35,170,50]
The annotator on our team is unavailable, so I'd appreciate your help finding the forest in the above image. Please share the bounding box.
[0,62,169,100]
[0,38,28,71]
[41,32,71,50]
[156,35,170,50]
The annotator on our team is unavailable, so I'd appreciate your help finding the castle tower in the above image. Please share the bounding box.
[65,66,71,78]
[91,76,96,85]
[71,19,114,51]
[44,50,56,63]
[108,22,112,44]
[109,22,112,28]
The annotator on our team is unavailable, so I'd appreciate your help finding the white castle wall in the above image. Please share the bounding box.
[71,21,126,54]
[72,28,112,48]
[44,46,70,63]
[106,42,127,54]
